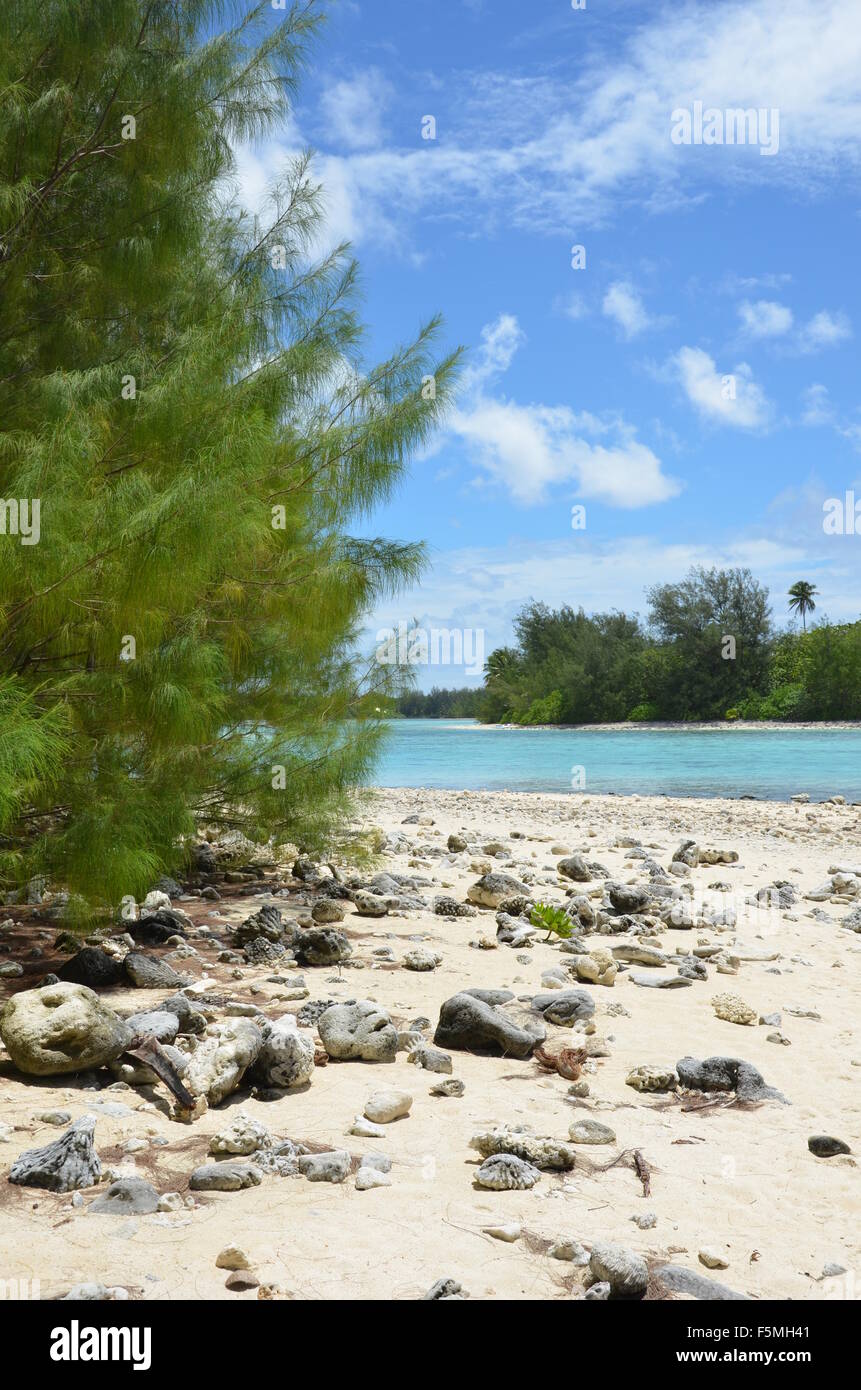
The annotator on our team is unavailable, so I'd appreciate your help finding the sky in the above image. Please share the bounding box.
[239,0,861,687]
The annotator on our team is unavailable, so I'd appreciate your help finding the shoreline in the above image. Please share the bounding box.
[398,719,861,733]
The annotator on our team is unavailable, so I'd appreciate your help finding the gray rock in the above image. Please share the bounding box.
[353,891,388,918]
[297,1150,350,1183]
[654,1264,750,1301]
[293,927,352,967]
[9,1116,101,1192]
[406,1043,452,1074]
[569,1118,616,1145]
[629,972,692,990]
[475,1154,541,1190]
[676,954,708,981]
[434,992,539,1058]
[612,943,667,967]
[467,872,530,908]
[189,1161,262,1192]
[531,989,596,1026]
[423,1277,464,1300]
[311,898,346,924]
[251,1018,315,1089]
[123,1009,180,1044]
[183,1019,263,1105]
[430,1078,465,1097]
[0,983,132,1076]
[677,1055,788,1104]
[89,1176,160,1214]
[123,952,184,989]
[589,1242,647,1298]
[584,1281,611,1300]
[233,904,287,946]
[558,855,590,882]
[318,1000,398,1062]
[608,884,651,914]
[462,988,514,1005]
[433,894,476,918]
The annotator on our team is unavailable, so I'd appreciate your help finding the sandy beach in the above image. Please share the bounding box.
[1,787,859,1302]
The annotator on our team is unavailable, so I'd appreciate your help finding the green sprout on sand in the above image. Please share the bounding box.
[529,901,574,941]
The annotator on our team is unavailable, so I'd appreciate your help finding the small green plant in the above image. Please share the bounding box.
[529,900,574,941]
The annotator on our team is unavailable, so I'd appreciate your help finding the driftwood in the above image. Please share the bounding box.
[124,1033,195,1109]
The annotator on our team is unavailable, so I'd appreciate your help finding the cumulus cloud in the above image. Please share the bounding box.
[738,300,794,338]
[671,346,773,429]
[602,282,652,339]
[796,309,852,353]
[319,70,394,151]
[446,314,680,508]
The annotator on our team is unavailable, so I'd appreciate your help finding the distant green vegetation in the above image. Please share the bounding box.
[476,567,861,725]
[395,686,482,718]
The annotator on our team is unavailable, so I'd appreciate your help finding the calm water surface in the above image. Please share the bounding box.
[370,719,861,800]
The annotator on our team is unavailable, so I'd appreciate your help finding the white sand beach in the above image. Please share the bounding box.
[0,787,859,1301]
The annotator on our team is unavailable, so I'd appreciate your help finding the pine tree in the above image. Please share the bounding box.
[0,0,458,918]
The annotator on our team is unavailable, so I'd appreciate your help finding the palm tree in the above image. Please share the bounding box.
[788,581,818,631]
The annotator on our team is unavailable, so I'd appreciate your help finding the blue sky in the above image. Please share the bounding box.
[239,0,861,686]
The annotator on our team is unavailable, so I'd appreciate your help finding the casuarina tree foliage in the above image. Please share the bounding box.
[0,0,458,916]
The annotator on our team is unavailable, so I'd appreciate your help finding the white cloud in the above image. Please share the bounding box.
[264,0,861,253]
[451,399,680,508]
[797,309,852,353]
[445,314,680,508]
[671,346,773,429]
[602,281,652,339]
[319,70,393,151]
[801,383,834,425]
[738,300,794,338]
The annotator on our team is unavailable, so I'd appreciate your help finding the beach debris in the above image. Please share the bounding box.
[711,993,758,1025]
[183,1019,263,1106]
[9,1116,101,1192]
[190,1161,263,1192]
[469,1127,577,1170]
[588,1243,647,1298]
[475,1154,541,1190]
[626,1064,678,1093]
[317,1000,398,1061]
[250,1017,315,1089]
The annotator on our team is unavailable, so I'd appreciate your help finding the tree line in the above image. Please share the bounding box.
[475,568,861,724]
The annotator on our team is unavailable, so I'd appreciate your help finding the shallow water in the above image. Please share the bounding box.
[370,719,861,800]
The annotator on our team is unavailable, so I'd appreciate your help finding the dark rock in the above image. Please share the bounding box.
[423,1277,464,1300]
[676,954,708,981]
[243,936,287,966]
[130,909,188,946]
[558,855,590,882]
[433,895,477,918]
[676,1055,788,1104]
[233,904,289,947]
[808,1135,851,1158]
[151,876,183,899]
[293,927,352,967]
[57,948,126,989]
[292,858,321,883]
[9,1116,101,1192]
[608,883,651,914]
[434,992,539,1058]
[193,841,217,874]
[89,1176,160,1214]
